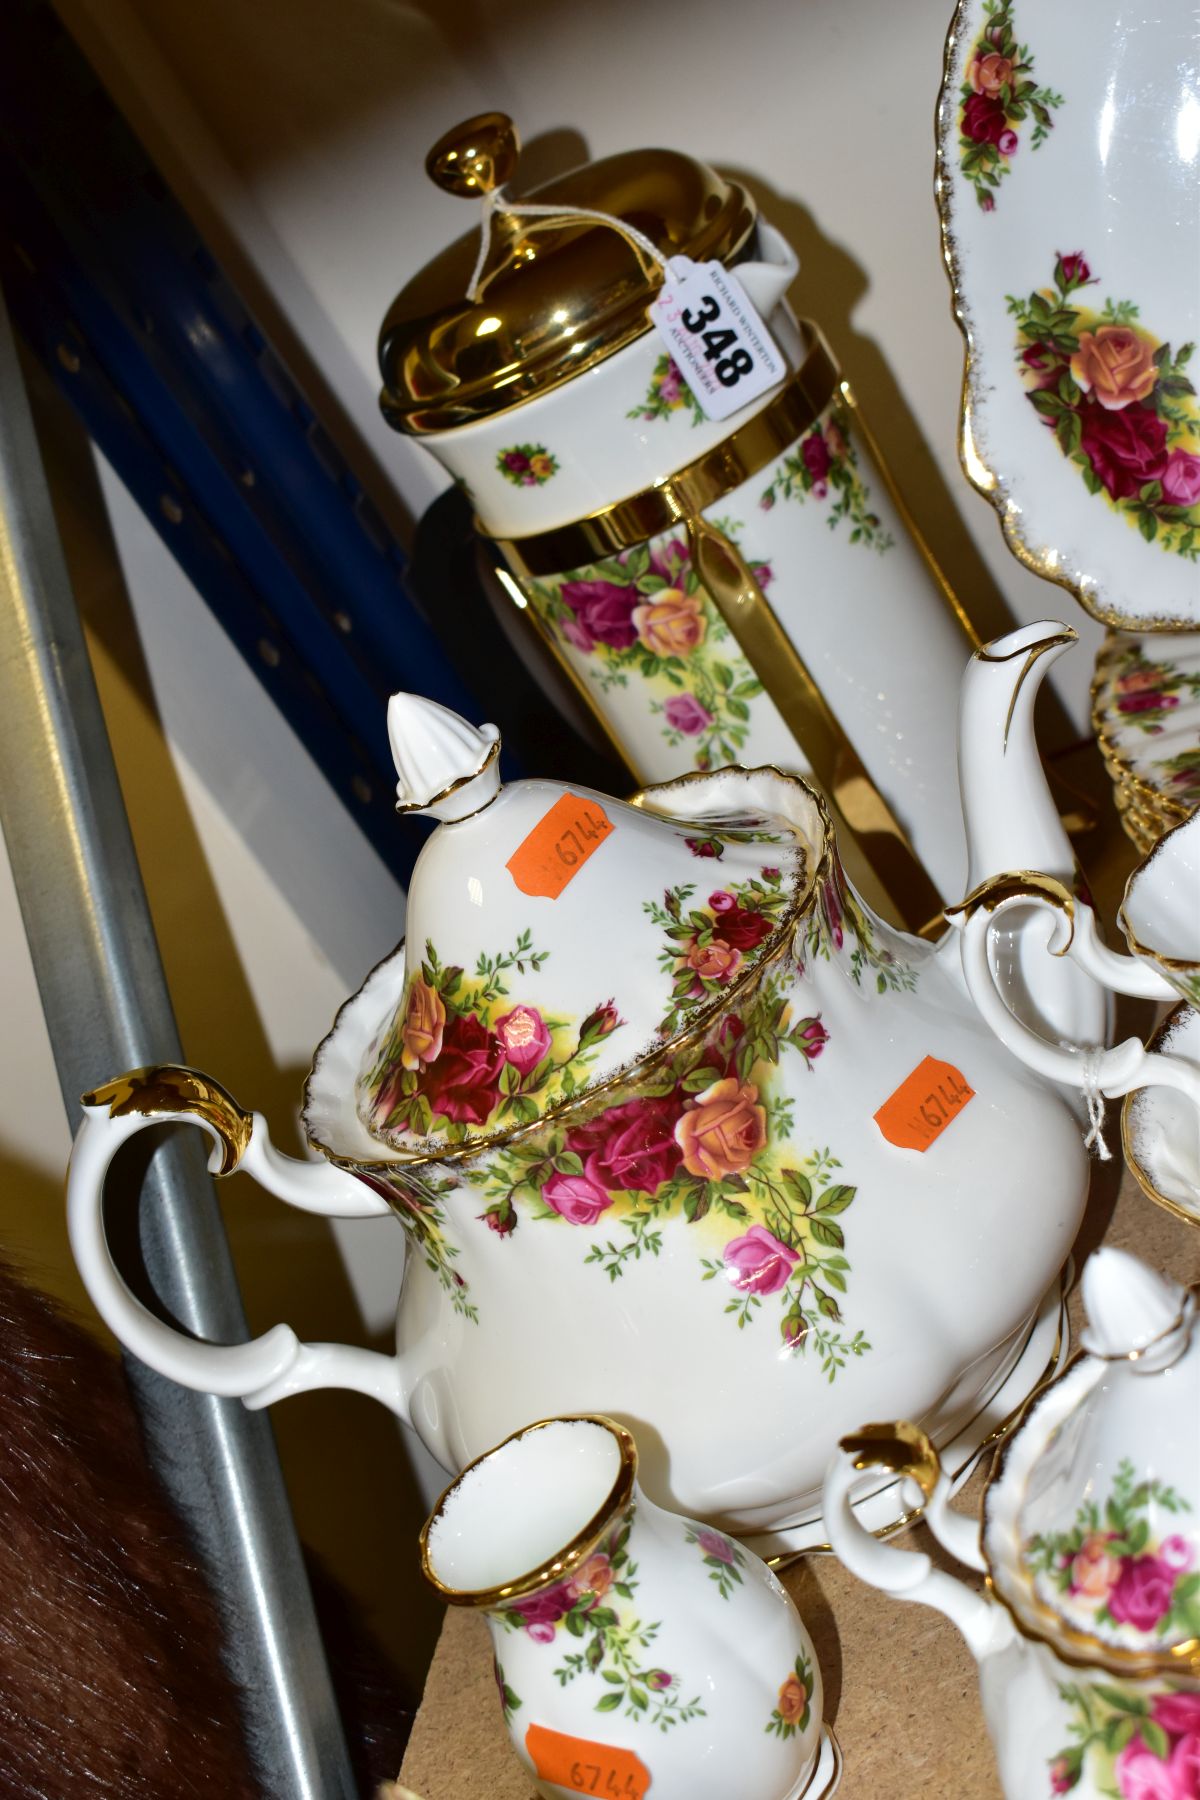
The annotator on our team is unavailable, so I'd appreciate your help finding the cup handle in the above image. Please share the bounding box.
[68,1065,409,1419]
[952,882,1200,1107]
[821,1423,996,1657]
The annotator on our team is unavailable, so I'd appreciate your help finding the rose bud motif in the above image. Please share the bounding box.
[579,1000,623,1045]
[645,1670,674,1692]
[400,976,446,1072]
[494,1004,552,1075]
[776,1672,808,1725]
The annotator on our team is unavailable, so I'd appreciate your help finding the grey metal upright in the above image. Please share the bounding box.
[0,296,356,1795]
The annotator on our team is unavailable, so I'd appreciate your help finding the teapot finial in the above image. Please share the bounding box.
[387,693,501,822]
[1080,1247,1191,1369]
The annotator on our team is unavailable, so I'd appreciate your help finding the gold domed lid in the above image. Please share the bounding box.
[378,112,756,435]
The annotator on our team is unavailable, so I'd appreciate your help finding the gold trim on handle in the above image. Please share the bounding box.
[838,1420,943,1502]
[945,870,1077,947]
[82,1065,253,1176]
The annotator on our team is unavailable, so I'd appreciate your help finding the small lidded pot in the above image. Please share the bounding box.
[377,113,981,930]
[823,1248,1200,1799]
[419,1415,841,1799]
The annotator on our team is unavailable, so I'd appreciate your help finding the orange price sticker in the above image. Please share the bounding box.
[873,1055,975,1153]
[506,794,614,900]
[526,1724,651,1799]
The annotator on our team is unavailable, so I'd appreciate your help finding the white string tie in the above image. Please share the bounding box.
[466,186,672,303]
[1081,1049,1112,1162]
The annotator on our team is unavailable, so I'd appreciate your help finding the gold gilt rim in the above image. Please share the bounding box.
[487,333,840,575]
[933,3,1197,636]
[419,1415,637,1608]
[1121,1001,1200,1227]
[1117,809,1200,973]
[980,1338,1200,1678]
[303,764,832,1172]
[1091,634,1199,824]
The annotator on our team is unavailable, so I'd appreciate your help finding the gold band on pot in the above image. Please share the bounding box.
[489,338,839,575]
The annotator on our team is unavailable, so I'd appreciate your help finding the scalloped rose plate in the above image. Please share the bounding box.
[936,0,1200,628]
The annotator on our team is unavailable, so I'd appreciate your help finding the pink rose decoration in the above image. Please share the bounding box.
[1163,1536,1195,1573]
[1109,1555,1177,1632]
[542,1170,613,1227]
[566,1094,684,1197]
[1119,691,1176,715]
[1163,451,1200,509]
[513,1581,574,1637]
[723,1224,799,1296]
[801,430,831,484]
[1116,1733,1199,1800]
[664,693,714,735]
[559,578,640,650]
[709,889,736,913]
[1170,1734,1200,1796]
[648,538,690,584]
[997,127,1019,156]
[980,191,995,212]
[494,1004,552,1074]
[1153,1693,1200,1738]
[645,1669,674,1692]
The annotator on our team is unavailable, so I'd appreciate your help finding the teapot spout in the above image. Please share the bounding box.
[951,621,1110,1056]
[958,620,1079,892]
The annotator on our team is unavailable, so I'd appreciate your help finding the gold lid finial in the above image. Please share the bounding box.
[425,112,520,199]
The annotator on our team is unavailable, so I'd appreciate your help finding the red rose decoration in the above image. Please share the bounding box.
[800,430,831,483]
[1078,399,1169,501]
[566,1094,684,1197]
[712,903,774,952]
[961,92,1008,145]
[419,1011,506,1124]
[559,578,641,650]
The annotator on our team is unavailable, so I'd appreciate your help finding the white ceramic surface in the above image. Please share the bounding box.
[936,0,1200,629]
[1124,1004,1200,1225]
[824,1248,1200,1798]
[957,786,1200,1140]
[65,626,1097,1538]
[513,390,976,903]
[420,1416,837,1800]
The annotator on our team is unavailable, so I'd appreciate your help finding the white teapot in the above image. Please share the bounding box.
[824,1248,1200,1800]
[67,621,1101,1543]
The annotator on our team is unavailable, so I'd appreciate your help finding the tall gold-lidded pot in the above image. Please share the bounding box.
[378,112,981,932]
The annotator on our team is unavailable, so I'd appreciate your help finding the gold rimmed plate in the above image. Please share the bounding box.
[1093,631,1200,850]
[935,1,1200,630]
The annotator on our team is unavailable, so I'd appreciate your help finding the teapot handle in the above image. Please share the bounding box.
[952,883,1200,1109]
[822,1423,996,1657]
[67,1065,409,1419]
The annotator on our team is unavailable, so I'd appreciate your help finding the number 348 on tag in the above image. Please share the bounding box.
[647,256,785,423]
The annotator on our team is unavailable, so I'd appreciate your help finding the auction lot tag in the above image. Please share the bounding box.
[506,794,614,899]
[647,256,784,422]
[526,1723,651,1798]
[874,1056,975,1152]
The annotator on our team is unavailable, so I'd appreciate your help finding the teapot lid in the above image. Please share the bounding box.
[348,693,816,1160]
[377,112,756,434]
[982,1248,1200,1673]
